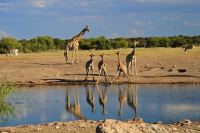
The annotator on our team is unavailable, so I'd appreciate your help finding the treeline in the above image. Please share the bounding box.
[0,35,200,53]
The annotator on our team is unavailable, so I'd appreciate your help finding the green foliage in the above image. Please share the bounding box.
[0,37,22,53]
[0,75,15,122]
[0,101,15,122]
[0,35,200,52]
[0,77,14,101]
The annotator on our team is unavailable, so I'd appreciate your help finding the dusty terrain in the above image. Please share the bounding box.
[1,119,200,133]
[0,48,200,132]
[0,47,200,85]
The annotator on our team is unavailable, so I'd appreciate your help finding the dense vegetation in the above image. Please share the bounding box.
[0,35,200,53]
[0,76,14,121]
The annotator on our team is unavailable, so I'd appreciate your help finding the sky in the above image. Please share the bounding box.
[0,0,200,39]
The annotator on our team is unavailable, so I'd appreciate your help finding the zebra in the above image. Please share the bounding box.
[6,49,19,56]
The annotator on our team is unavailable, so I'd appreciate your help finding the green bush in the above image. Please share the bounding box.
[0,76,14,101]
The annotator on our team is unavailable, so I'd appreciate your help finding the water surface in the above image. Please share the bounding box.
[0,84,200,126]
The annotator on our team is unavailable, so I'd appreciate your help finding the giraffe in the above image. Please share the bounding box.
[65,89,85,119]
[126,41,139,76]
[96,54,110,84]
[65,25,89,64]
[86,85,95,112]
[127,84,138,119]
[85,54,95,81]
[97,85,108,115]
[118,86,126,116]
[112,51,132,83]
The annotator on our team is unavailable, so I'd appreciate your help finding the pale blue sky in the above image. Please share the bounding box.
[0,0,200,39]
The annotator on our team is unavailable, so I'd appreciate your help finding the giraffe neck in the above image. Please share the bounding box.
[117,54,121,63]
[72,28,87,41]
[131,48,135,56]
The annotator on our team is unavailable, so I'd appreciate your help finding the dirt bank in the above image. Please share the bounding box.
[1,119,200,133]
[0,48,200,85]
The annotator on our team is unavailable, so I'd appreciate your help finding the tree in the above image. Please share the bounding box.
[0,37,22,53]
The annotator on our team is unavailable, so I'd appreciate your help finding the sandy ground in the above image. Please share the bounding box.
[0,47,200,85]
[1,119,200,133]
[0,48,200,132]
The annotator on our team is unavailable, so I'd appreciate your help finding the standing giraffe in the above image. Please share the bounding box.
[65,25,89,64]
[96,54,109,84]
[85,54,95,81]
[112,51,132,83]
[126,41,139,76]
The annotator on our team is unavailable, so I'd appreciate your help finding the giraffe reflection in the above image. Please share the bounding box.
[127,84,138,118]
[65,89,85,119]
[85,85,95,113]
[118,86,126,116]
[97,85,108,115]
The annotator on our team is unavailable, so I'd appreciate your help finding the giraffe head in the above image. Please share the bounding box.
[116,51,121,55]
[84,25,90,32]
[100,54,105,58]
[133,41,139,47]
[89,54,95,58]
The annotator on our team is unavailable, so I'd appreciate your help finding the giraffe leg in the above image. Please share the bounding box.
[92,69,95,81]
[75,49,79,64]
[65,47,70,64]
[112,71,120,83]
[96,69,102,84]
[85,69,89,80]
[134,58,137,76]
[127,63,130,75]
[123,70,132,82]
[71,49,75,64]
[131,61,133,76]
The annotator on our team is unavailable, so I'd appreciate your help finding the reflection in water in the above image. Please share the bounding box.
[97,85,108,115]
[1,84,200,126]
[85,85,95,113]
[118,86,126,116]
[0,101,15,122]
[127,84,138,118]
[65,89,85,120]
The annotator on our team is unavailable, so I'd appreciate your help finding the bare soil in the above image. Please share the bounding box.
[0,48,200,132]
[1,119,200,133]
[0,48,200,85]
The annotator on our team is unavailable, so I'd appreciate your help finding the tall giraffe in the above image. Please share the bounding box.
[65,25,89,64]
[126,41,139,76]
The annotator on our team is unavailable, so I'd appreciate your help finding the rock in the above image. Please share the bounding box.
[154,121,163,124]
[178,68,187,73]
[133,118,143,123]
[179,119,192,126]
[36,127,42,131]
[55,126,60,129]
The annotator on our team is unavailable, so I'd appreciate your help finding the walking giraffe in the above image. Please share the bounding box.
[112,51,132,83]
[126,41,139,76]
[64,25,89,64]
[96,54,110,84]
